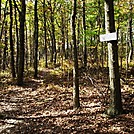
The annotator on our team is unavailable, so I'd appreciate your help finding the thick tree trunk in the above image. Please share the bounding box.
[34,0,38,78]
[72,0,80,109]
[17,0,26,85]
[105,0,123,116]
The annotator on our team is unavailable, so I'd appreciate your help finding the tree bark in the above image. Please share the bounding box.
[61,10,65,59]
[105,0,123,116]
[17,0,26,85]
[3,21,8,70]
[0,0,8,70]
[0,0,1,20]
[48,1,56,64]
[0,0,1,70]
[43,0,48,68]
[72,0,80,109]
[51,14,56,64]
[34,0,38,78]
[128,0,133,63]
[83,0,87,68]
[9,0,16,78]
[13,2,20,75]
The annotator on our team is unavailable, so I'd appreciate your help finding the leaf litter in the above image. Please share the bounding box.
[0,68,133,134]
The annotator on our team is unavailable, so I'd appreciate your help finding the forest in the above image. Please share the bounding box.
[0,0,134,133]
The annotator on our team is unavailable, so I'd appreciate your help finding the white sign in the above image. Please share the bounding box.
[100,32,117,42]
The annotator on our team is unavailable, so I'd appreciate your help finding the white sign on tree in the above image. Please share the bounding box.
[100,32,117,42]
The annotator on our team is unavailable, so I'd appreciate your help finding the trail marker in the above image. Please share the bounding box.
[100,32,117,42]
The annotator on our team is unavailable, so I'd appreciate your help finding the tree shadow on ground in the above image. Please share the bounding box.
[0,67,133,134]
[0,114,94,134]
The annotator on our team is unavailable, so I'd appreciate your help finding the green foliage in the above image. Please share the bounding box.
[0,42,5,49]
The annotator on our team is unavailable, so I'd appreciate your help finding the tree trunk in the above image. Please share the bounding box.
[3,21,8,70]
[14,4,19,75]
[25,25,28,70]
[34,0,38,78]
[105,0,123,116]
[65,21,69,59]
[9,0,16,78]
[51,15,56,64]
[83,0,87,68]
[48,1,56,64]
[29,27,33,67]
[128,0,133,63]
[0,0,1,70]
[61,10,65,59]
[0,0,8,70]
[43,0,48,68]
[17,0,26,85]
[0,0,1,20]
[72,0,80,109]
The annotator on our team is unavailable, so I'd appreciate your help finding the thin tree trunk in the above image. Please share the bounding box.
[0,0,1,70]
[25,25,28,70]
[83,0,87,68]
[3,21,8,70]
[126,33,129,81]
[34,0,38,78]
[0,0,1,20]
[61,10,65,59]
[51,15,56,64]
[29,27,33,67]
[72,0,80,109]
[0,0,8,41]
[105,0,123,116]
[14,3,19,75]
[43,0,48,68]
[0,0,8,70]
[65,22,69,59]
[9,0,16,78]
[128,0,133,63]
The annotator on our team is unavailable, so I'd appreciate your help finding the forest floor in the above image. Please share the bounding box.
[0,66,134,134]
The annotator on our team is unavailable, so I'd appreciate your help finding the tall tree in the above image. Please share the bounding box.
[0,0,2,70]
[34,0,38,78]
[43,0,48,68]
[0,0,1,20]
[72,0,80,109]
[17,0,26,85]
[9,0,16,78]
[83,0,87,68]
[50,1,56,64]
[14,2,19,74]
[0,0,8,70]
[128,0,133,63]
[105,0,123,116]
[61,11,65,59]
[3,21,8,70]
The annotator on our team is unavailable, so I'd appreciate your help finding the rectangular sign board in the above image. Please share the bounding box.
[100,32,117,42]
